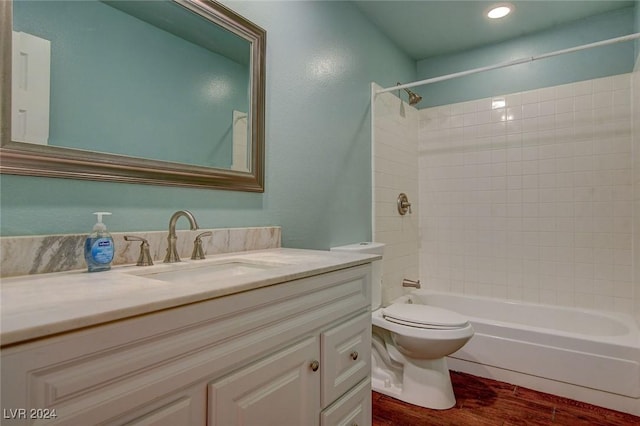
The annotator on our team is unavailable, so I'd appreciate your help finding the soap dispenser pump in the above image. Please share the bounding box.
[84,212,115,272]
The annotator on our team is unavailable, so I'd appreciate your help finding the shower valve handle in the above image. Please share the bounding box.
[397,193,412,215]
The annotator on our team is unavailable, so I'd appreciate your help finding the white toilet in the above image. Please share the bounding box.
[331,242,474,410]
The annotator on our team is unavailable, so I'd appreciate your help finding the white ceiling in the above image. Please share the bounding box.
[353,1,636,60]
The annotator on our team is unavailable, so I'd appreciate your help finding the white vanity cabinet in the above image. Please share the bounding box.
[1,264,372,426]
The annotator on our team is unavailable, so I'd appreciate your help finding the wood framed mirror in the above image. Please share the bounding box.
[0,0,265,192]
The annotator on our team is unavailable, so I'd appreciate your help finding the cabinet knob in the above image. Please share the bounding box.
[310,360,319,372]
[350,351,358,360]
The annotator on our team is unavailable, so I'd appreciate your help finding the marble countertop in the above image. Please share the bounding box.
[0,248,380,346]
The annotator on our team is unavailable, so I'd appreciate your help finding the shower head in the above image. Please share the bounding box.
[405,89,422,106]
[397,82,423,106]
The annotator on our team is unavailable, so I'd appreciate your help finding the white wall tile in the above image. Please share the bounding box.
[374,87,420,305]
[416,74,635,316]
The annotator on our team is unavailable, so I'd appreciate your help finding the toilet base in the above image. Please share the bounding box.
[372,354,457,410]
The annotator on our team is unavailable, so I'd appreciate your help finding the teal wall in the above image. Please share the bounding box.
[6,2,634,248]
[0,1,415,250]
[415,7,637,107]
[13,0,248,168]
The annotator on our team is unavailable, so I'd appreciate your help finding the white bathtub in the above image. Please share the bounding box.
[402,290,640,415]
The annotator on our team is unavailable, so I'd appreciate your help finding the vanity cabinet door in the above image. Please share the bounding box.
[208,336,321,426]
[120,396,198,426]
[101,383,206,426]
[321,311,371,407]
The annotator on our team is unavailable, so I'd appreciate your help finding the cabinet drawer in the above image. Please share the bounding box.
[320,378,371,426]
[321,311,371,407]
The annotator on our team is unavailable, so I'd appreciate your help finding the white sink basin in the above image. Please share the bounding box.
[127,260,283,284]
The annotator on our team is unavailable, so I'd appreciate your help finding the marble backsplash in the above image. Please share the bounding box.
[0,226,281,278]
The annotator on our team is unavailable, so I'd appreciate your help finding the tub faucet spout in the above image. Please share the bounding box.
[164,210,199,263]
[402,278,421,289]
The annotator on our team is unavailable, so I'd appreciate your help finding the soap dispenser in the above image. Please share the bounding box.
[84,212,115,272]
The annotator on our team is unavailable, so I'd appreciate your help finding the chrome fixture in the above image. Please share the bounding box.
[191,231,212,260]
[164,210,199,263]
[402,278,421,289]
[124,235,153,266]
[397,82,423,106]
[397,193,412,215]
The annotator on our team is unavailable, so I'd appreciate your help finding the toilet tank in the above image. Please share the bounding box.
[330,242,384,310]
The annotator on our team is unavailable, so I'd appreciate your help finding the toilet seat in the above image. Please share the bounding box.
[382,303,469,330]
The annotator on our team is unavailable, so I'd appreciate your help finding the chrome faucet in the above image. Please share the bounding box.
[402,278,421,289]
[164,210,199,263]
[191,231,212,260]
[124,235,154,266]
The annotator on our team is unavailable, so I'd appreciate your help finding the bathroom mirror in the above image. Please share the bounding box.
[0,0,265,192]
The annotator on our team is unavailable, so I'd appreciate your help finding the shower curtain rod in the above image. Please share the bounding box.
[377,32,640,94]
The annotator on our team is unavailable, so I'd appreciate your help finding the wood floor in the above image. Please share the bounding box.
[372,371,640,426]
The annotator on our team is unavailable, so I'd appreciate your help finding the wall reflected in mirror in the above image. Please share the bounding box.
[12,0,251,170]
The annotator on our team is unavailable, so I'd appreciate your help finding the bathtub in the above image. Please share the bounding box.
[402,290,640,415]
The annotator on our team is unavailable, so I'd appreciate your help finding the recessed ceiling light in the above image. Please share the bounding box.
[487,4,512,19]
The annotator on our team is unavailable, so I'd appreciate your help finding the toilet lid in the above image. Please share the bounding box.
[382,303,469,329]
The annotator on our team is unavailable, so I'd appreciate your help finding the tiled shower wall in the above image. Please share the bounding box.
[372,84,420,305]
[419,74,635,315]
